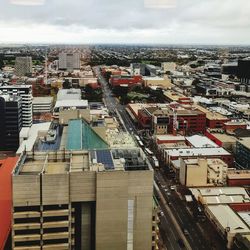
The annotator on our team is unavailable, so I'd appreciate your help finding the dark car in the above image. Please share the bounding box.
[177,238,185,248]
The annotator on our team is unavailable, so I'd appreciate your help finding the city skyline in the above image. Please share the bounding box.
[1,1,250,249]
[0,0,250,45]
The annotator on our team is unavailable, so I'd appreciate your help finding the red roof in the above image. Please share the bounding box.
[0,156,18,250]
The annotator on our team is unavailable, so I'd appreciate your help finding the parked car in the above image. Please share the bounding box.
[177,238,185,248]
[183,228,189,236]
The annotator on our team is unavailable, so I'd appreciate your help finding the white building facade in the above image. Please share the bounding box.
[0,85,33,127]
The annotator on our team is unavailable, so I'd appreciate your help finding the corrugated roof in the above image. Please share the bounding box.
[208,205,250,234]
[190,187,250,205]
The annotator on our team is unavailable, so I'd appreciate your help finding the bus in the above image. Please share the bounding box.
[144,148,153,156]
[135,135,140,141]
[152,156,159,168]
[138,140,144,147]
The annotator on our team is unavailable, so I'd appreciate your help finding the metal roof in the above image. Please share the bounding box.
[208,205,250,234]
[186,135,218,148]
[165,147,231,157]
[55,99,88,109]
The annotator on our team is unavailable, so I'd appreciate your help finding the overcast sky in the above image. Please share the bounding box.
[0,0,250,45]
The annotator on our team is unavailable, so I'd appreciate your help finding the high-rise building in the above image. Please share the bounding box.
[58,52,80,71]
[14,56,33,77]
[236,138,250,169]
[0,85,33,127]
[130,63,146,76]
[238,58,250,92]
[32,96,53,114]
[0,95,22,151]
[11,149,154,250]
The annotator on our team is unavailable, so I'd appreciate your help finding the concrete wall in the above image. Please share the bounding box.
[186,159,207,187]
[96,170,153,250]
[12,175,40,206]
[70,171,96,202]
[92,126,107,143]
[59,109,91,125]
[42,174,69,205]
[179,159,186,185]
[12,167,154,250]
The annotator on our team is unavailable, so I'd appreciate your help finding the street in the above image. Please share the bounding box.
[94,66,137,133]
[155,168,226,250]
[155,170,207,250]
[94,66,226,250]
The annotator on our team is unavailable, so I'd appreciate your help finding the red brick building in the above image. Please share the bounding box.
[178,97,193,105]
[205,131,224,147]
[230,203,250,212]
[207,118,229,129]
[138,107,206,134]
[227,169,250,186]
[110,75,143,87]
[138,107,158,129]
[223,122,247,134]
[155,135,185,145]
[194,105,230,129]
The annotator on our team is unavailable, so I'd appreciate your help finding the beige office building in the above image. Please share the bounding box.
[180,158,208,187]
[161,62,176,73]
[58,52,80,71]
[143,77,172,90]
[11,149,154,250]
[180,158,228,187]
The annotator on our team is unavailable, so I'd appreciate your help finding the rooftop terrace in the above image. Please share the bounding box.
[14,148,150,176]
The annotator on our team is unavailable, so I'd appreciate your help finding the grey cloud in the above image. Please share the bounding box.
[0,0,250,44]
[0,0,177,29]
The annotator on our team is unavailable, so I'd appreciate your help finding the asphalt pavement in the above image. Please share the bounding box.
[156,169,226,250]
[94,66,137,133]
[94,66,226,250]
[95,66,186,250]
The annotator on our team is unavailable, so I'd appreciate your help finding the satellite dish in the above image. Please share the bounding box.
[10,0,45,5]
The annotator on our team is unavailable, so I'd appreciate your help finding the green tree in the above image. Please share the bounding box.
[84,84,103,102]
[0,55,5,69]
[63,80,71,89]
[112,86,128,97]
